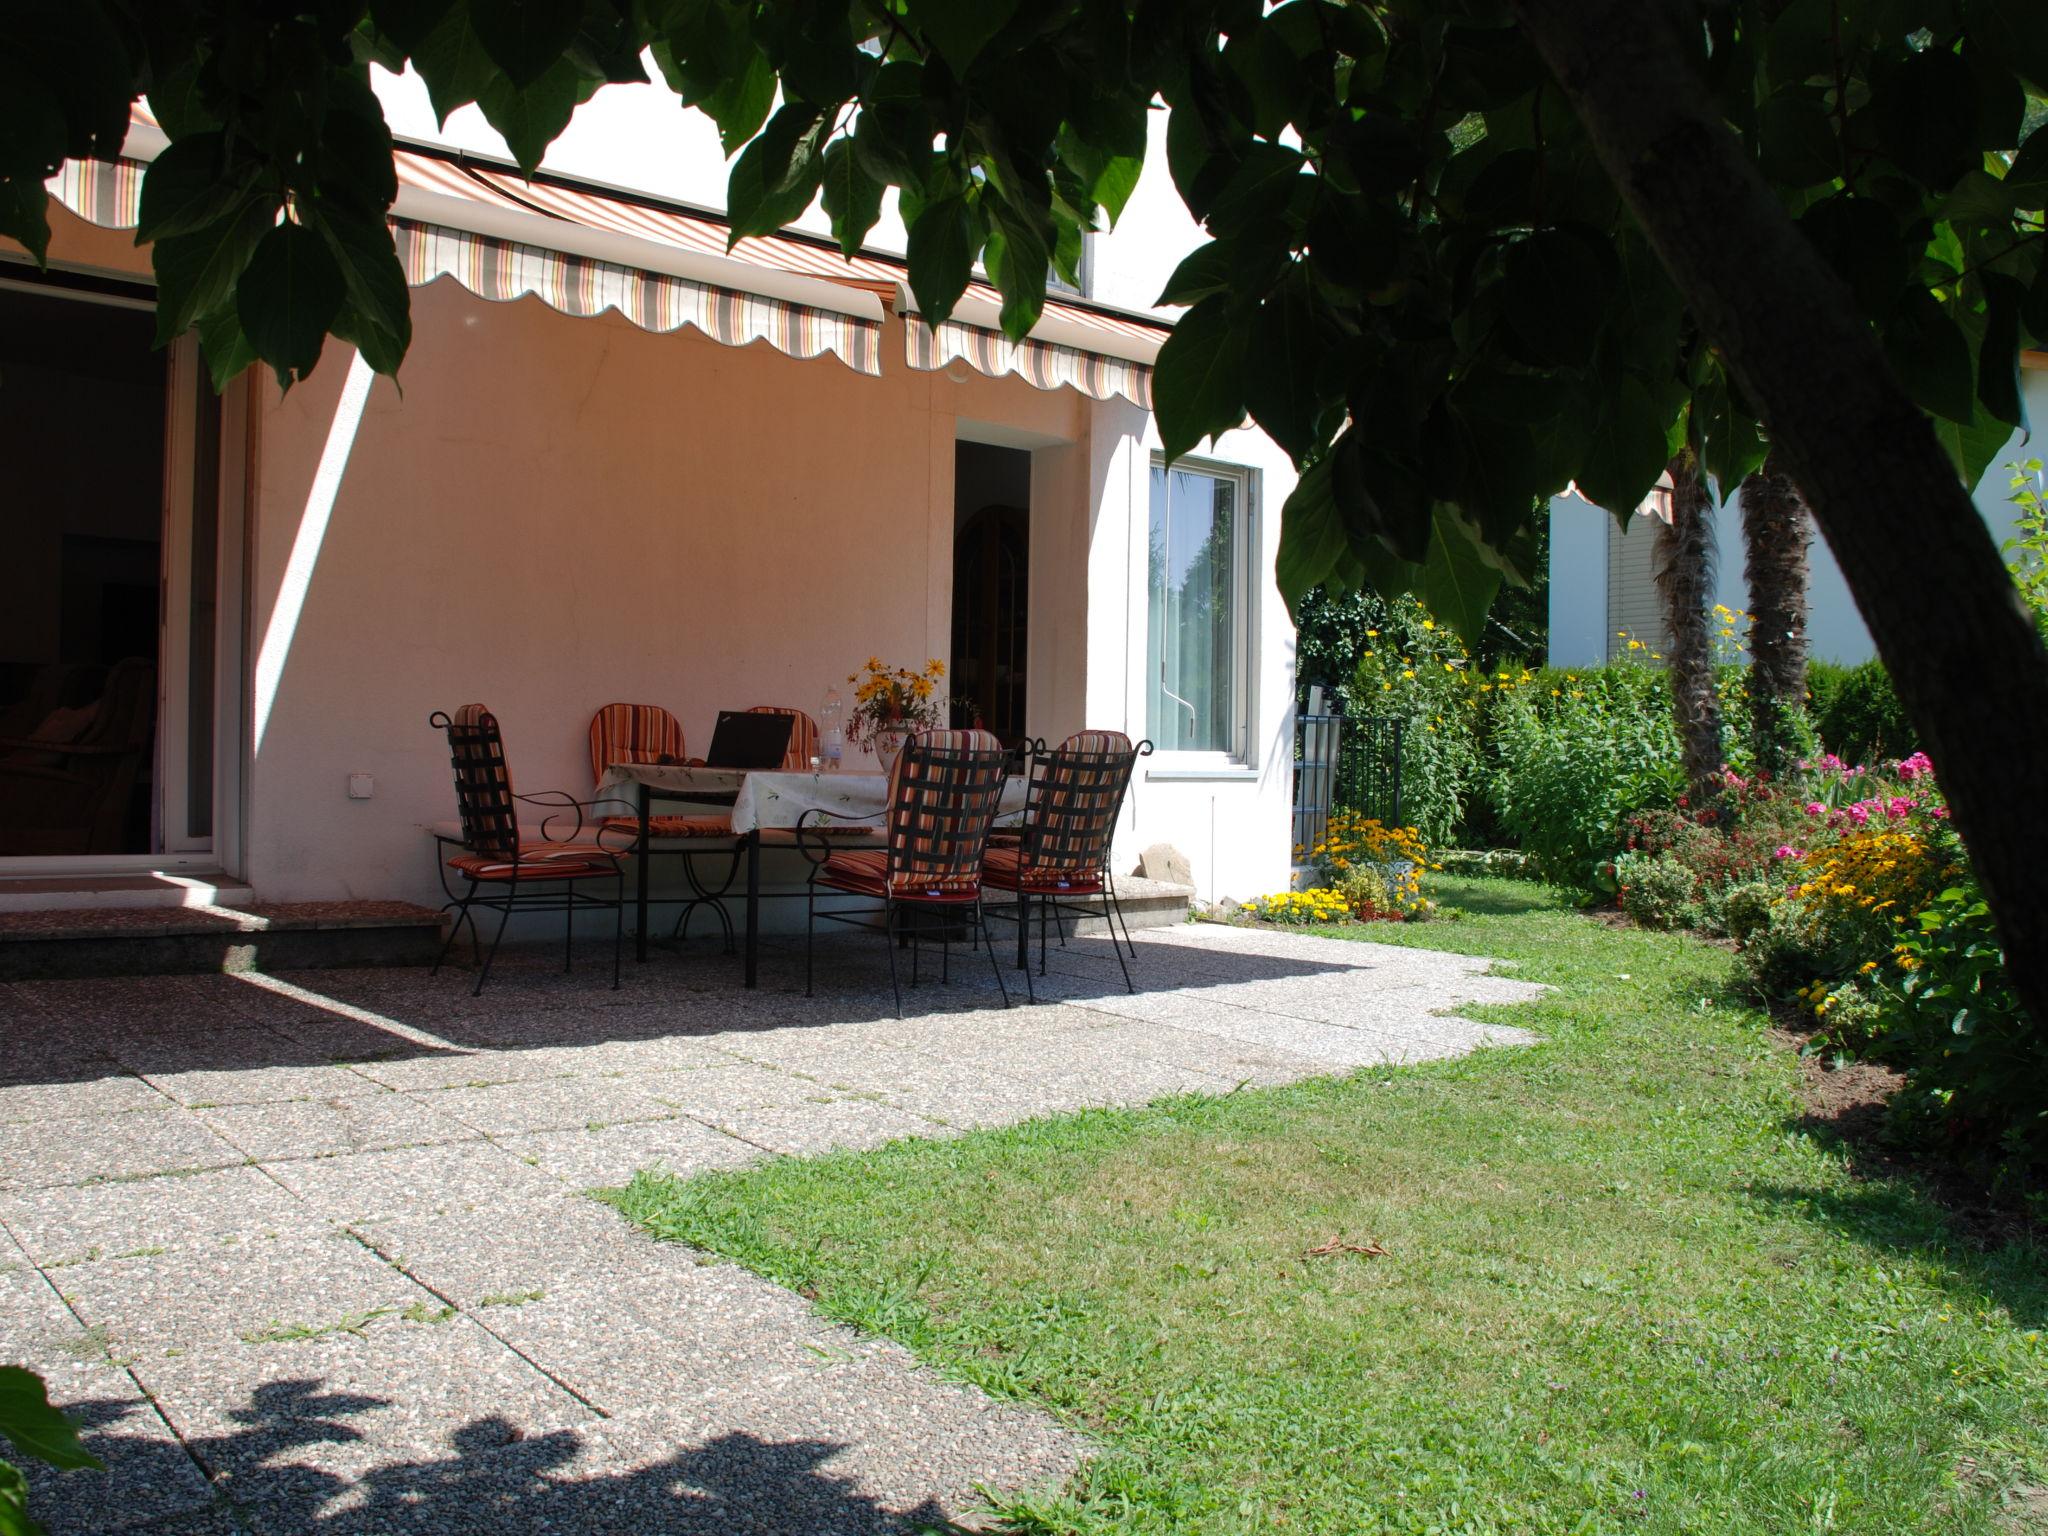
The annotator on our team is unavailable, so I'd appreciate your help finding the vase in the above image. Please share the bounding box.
[872,724,911,773]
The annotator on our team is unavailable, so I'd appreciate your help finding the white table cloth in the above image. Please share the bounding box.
[598,764,1026,835]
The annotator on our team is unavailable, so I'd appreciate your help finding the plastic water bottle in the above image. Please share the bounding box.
[821,687,845,771]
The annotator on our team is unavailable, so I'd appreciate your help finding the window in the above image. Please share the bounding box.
[1146,458,1252,755]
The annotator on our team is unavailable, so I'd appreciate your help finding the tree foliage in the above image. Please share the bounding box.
[3,1,2042,637]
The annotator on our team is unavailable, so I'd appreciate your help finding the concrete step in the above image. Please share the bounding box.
[0,900,447,981]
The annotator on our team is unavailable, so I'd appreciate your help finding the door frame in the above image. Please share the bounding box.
[0,265,249,879]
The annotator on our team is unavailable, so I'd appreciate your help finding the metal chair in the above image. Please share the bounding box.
[798,729,1012,1015]
[430,705,629,995]
[587,702,742,950]
[981,730,1149,1000]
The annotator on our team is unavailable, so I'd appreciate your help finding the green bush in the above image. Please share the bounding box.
[1614,850,1696,929]
[1343,596,1484,848]
[1483,674,1682,894]
[1873,884,2046,1182]
[1806,659,1916,765]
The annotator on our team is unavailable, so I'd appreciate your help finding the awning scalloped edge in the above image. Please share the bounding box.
[905,314,1153,409]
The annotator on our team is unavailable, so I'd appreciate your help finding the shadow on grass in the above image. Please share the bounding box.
[1745,1164,2048,1331]
[36,1380,968,1536]
[1437,882,1561,917]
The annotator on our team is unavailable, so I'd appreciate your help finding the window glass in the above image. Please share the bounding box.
[1146,463,1240,752]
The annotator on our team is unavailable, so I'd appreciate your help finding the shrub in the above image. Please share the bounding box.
[1484,674,1682,894]
[1615,851,1696,929]
[1874,883,2046,1180]
[1344,597,1487,847]
[1720,881,1776,946]
[1333,864,1392,917]
[1806,659,1916,764]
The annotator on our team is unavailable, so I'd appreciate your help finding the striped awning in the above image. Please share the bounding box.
[905,302,1156,409]
[43,113,1171,399]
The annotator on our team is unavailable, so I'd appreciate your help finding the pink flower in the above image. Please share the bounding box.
[1847,804,1870,825]
[1896,752,1933,782]
[1805,802,1826,817]
[1887,797,1913,818]
[1774,845,1804,861]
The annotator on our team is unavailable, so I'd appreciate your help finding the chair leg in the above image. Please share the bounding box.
[883,903,903,1017]
[1038,893,1051,976]
[611,874,623,989]
[1107,878,1137,958]
[979,900,1012,1007]
[564,884,574,973]
[1105,894,1134,993]
[1015,892,1031,971]
[805,884,816,998]
[475,899,514,997]
[432,888,478,977]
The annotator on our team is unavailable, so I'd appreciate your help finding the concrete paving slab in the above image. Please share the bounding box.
[262,1140,565,1225]
[494,1118,758,1190]
[196,1093,479,1163]
[0,1108,246,1191]
[0,1165,317,1268]
[710,1099,942,1157]
[419,1074,687,1136]
[0,1072,169,1124]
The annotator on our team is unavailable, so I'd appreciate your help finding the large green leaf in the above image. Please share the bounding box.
[1501,227,1614,366]
[1869,47,1981,190]
[0,1457,33,1536]
[1576,376,1671,515]
[1418,507,1505,646]
[136,133,256,244]
[236,220,347,386]
[1966,0,2048,94]
[413,2,500,126]
[1885,288,1976,423]
[1243,267,1323,461]
[467,0,581,89]
[1152,294,1250,463]
[369,0,458,54]
[153,200,275,348]
[196,305,259,393]
[726,104,826,241]
[477,57,594,176]
[701,50,775,158]
[1978,270,2029,429]
[903,191,975,327]
[0,1367,99,1471]
[1274,455,1345,617]
[313,205,411,371]
[1930,403,2018,489]
[820,139,883,258]
[1155,243,1232,307]
[1689,359,1768,500]
[902,0,1024,77]
[983,202,1050,341]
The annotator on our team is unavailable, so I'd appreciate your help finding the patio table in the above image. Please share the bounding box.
[597,763,1027,987]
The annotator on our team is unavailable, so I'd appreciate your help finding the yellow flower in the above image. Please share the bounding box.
[1422,619,1435,630]
[926,659,946,677]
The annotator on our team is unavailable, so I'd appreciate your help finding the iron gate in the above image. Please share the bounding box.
[1292,711,1403,858]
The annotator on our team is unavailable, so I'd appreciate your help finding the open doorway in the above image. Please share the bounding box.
[950,441,1030,745]
[0,275,222,861]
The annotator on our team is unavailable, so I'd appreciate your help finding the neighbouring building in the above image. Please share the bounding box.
[0,72,1302,928]
[1547,363,2048,667]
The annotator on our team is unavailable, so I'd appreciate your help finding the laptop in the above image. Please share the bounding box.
[703,710,795,770]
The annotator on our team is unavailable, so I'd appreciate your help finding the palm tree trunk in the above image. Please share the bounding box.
[1655,454,1724,809]
[1739,453,1813,776]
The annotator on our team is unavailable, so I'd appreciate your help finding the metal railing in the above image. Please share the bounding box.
[1292,711,1403,858]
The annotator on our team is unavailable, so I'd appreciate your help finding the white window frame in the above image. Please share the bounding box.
[1143,453,1257,770]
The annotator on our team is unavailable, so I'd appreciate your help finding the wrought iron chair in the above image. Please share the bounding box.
[981,730,1150,1000]
[798,729,1012,1015]
[430,705,630,995]
[587,702,743,950]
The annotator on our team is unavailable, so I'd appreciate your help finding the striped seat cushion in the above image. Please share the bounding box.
[817,849,981,903]
[448,842,618,882]
[599,813,735,839]
[981,846,1104,895]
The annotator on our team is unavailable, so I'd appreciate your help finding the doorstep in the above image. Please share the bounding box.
[0,899,447,981]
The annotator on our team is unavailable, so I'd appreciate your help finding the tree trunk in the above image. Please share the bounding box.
[1654,454,1725,808]
[1512,0,2048,1029]
[1739,452,1813,775]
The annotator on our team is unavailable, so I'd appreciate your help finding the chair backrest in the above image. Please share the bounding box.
[588,702,687,786]
[746,705,819,769]
[434,704,520,860]
[884,728,1009,899]
[1018,729,1142,882]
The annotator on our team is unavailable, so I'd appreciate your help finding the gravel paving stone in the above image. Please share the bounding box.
[0,1165,318,1268]
[140,1062,393,1110]
[0,1072,169,1124]
[419,1074,688,1137]
[54,1231,424,1354]
[710,1099,941,1156]
[19,1360,218,1534]
[133,1315,598,1509]
[196,1093,479,1163]
[346,1192,652,1304]
[0,1109,246,1191]
[494,1118,758,1190]
[261,1140,564,1225]
[641,1061,848,1118]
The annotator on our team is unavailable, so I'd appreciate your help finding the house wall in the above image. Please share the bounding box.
[1548,366,2048,668]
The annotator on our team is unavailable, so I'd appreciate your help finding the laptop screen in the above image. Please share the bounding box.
[704,710,796,769]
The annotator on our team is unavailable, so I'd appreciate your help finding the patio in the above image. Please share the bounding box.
[0,924,1543,1534]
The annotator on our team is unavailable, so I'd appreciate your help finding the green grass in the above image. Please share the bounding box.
[605,878,2048,1534]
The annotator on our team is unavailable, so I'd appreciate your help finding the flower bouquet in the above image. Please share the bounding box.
[845,657,948,767]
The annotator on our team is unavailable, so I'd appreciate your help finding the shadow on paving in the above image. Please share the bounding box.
[0,927,1392,1089]
[45,1382,963,1535]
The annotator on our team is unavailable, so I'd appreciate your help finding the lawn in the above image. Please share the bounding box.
[606,878,2048,1534]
